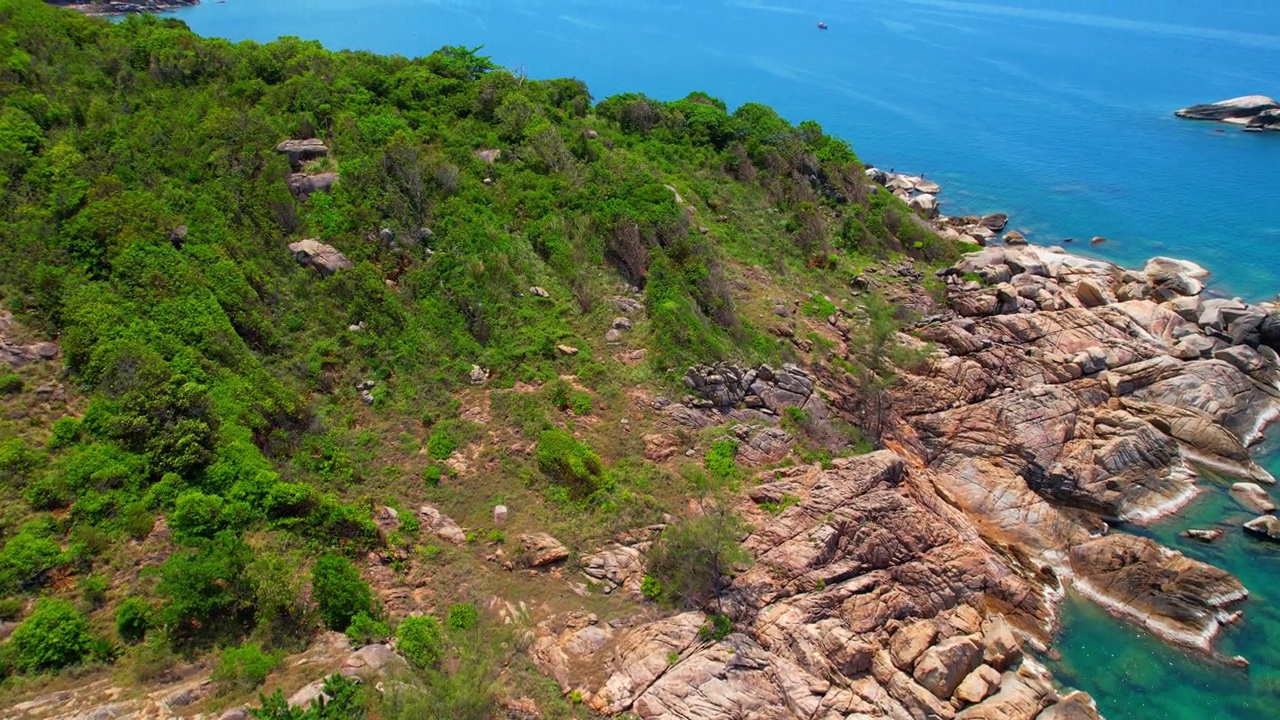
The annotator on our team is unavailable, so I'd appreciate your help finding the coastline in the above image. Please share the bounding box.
[48,0,198,16]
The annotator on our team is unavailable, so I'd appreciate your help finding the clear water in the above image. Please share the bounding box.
[163,0,1280,716]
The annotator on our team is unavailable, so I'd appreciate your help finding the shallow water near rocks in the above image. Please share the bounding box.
[161,0,1280,715]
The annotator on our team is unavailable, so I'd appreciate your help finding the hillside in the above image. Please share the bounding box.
[8,2,1279,719]
[0,0,972,716]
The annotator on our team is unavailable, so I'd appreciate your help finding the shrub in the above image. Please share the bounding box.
[9,598,93,673]
[422,464,443,487]
[426,419,478,461]
[345,611,390,646]
[535,429,607,498]
[697,613,732,642]
[311,553,372,631]
[703,440,738,484]
[157,531,254,641]
[0,521,64,592]
[396,615,443,670]
[0,598,22,620]
[0,372,23,394]
[169,490,228,543]
[640,574,663,601]
[246,548,308,643]
[212,642,278,694]
[0,437,43,482]
[446,603,478,631]
[80,573,109,607]
[116,597,153,643]
[48,417,80,449]
[252,673,365,720]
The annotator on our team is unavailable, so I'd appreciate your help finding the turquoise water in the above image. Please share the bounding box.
[162,1,1280,716]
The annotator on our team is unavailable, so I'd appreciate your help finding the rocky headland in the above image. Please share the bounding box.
[1175,95,1280,132]
[523,177,1280,719]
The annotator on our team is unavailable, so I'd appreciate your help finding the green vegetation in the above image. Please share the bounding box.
[644,505,750,609]
[212,642,279,694]
[9,598,95,673]
[311,553,373,632]
[0,0,958,702]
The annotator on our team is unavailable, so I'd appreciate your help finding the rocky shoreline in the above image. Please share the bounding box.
[47,0,199,16]
[520,172,1280,719]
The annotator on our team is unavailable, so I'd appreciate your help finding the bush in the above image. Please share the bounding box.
[212,642,279,694]
[703,440,738,484]
[426,419,478,461]
[157,531,254,642]
[116,597,153,643]
[0,521,64,592]
[697,613,732,642]
[396,615,443,670]
[446,603,478,631]
[252,673,365,720]
[0,437,43,481]
[345,611,390,646]
[311,553,372,631]
[422,465,443,487]
[9,598,94,673]
[0,372,23,394]
[80,573,109,607]
[0,598,23,620]
[535,429,607,499]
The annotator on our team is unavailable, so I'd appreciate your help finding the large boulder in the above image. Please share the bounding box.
[275,138,329,167]
[520,533,570,567]
[1230,483,1276,513]
[912,634,983,700]
[288,239,352,276]
[288,172,339,199]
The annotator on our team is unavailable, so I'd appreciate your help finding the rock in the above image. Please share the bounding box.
[1230,482,1276,513]
[556,344,579,356]
[1170,334,1215,360]
[1070,534,1247,650]
[288,239,352,276]
[340,643,400,677]
[1036,692,1103,720]
[493,505,508,524]
[954,664,1002,704]
[916,179,941,194]
[1183,528,1224,543]
[612,316,633,330]
[288,171,338,199]
[1244,515,1280,542]
[288,680,328,708]
[604,328,623,343]
[909,193,939,219]
[469,364,489,385]
[219,708,250,720]
[865,166,889,185]
[890,619,938,670]
[581,544,645,596]
[979,213,1008,232]
[1175,95,1280,125]
[378,227,395,246]
[419,505,467,545]
[583,128,599,139]
[1245,107,1280,131]
[529,286,550,298]
[982,616,1023,671]
[476,148,502,164]
[912,634,983,700]
[1074,278,1109,308]
[521,533,570,567]
[275,138,329,167]
[359,390,375,405]
[1004,230,1027,246]
[1090,236,1106,245]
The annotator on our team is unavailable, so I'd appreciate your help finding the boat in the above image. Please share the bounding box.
[817,21,828,30]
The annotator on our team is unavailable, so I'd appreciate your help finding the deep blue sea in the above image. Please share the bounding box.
[166,1,1280,717]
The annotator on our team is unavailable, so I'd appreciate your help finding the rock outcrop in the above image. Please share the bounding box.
[1175,95,1280,131]
[275,138,330,167]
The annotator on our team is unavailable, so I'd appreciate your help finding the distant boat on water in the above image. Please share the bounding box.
[817,21,828,30]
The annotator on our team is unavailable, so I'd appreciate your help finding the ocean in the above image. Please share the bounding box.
[166,1,1280,716]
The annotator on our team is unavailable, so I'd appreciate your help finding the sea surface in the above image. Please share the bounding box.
[165,1,1280,717]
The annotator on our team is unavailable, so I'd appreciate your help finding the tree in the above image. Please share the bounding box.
[9,598,93,673]
[311,554,372,631]
[115,597,153,644]
[845,291,926,445]
[644,503,750,611]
